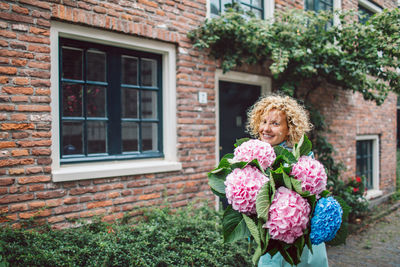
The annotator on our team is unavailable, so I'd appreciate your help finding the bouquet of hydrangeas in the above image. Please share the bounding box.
[208,135,343,265]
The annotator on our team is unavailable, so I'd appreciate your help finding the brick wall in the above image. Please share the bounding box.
[308,84,397,196]
[0,0,217,229]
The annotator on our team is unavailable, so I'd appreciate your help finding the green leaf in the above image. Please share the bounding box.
[234,137,250,148]
[333,195,351,222]
[293,134,312,159]
[278,245,295,266]
[256,183,271,221]
[327,221,348,246]
[249,159,269,176]
[299,135,312,157]
[230,161,248,170]
[252,246,262,266]
[304,194,317,212]
[217,153,234,168]
[208,174,226,196]
[291,177,303,194]
[222,206,250,243]
[320,189,331,198]
[282,171,292,190]
[258,218,267,247]
[305,233,313,252]
[274,146,297,163]
[243,214,261,246]
[270,168,285,188]
[294,235,305,255]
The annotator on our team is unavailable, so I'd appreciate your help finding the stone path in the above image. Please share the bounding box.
[326,204,400,267]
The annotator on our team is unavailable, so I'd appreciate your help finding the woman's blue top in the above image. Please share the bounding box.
[258,141,329,267]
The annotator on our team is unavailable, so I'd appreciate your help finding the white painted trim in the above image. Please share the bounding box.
[333,0,342,26]
[206,0,211,19]
[50,21,181,182]
[214,70,271,210]
[358,0,383,13]
[264,0,275,19]
[356,134,381,199]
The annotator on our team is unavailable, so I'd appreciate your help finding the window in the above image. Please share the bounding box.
[358,0,382,24]
[210,0,265,19]
[305,0,333,12]
[358,5,374,23]
[356,139,373,189]
[60,38,162,163]
[356,135,381,199]
[51,22,181,182]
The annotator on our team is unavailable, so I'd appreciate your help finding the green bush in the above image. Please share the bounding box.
[0,204,252,267]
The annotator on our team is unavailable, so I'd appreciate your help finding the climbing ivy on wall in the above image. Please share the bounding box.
[188,6,399,220]
[189,7,400,104]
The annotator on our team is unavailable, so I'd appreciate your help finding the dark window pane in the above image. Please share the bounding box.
[122,56,138,85]
[253,0,262,8]
[252,9,262,18]
[87,85,106,117]
[122,122,138,152]
[141,59,157,87]
[62,47,83,80]
[356,140,374,189]
[141,90,157,119]
[62,122,83,155]
[122,88,138,118]
[142,123,158,151]
[62,83,83,117]
[87,121,107,154]
[242,4,250,12]
[306,0,314,10]
[358,5,374,24]
[222,0,232,10]
[210,0,219,15]
[87,50,106,82]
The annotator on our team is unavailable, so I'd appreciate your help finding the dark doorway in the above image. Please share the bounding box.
[219,81,261,158]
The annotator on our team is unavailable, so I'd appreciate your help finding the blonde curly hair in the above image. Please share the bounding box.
[246,94,312,146]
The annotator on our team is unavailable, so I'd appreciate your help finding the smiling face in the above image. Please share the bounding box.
[258,109,289,146]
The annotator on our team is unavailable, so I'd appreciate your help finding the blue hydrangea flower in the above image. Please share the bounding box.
[310,196,343,245]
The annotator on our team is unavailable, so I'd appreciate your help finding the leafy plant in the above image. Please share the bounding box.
[0,204,252,267]
[208,135,336,265]
[189,7,400,104]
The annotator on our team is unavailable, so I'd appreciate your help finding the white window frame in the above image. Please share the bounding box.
[356,135,382,199]
[214,69,271,209]
[206,0,275,20]
[50,21,181,182]
[358,0,382,13]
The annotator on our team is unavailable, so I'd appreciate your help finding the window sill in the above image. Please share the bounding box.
[52,158,182,182]
[365,189,383,200]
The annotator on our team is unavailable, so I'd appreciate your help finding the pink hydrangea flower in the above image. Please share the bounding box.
[290,156,327,196]
[225,165,269,215]
[233,139,276,169]
[264,187,311,244]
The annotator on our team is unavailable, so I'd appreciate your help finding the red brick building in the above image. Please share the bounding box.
[0,0,397,228]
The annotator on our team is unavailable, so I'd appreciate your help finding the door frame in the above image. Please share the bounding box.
[214,69,271,209]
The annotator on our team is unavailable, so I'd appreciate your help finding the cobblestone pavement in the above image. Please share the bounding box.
[326,204,400,267]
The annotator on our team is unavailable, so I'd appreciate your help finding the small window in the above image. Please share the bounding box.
[210,0,264,19]
[305,0,333,12]
[356,139,374,189]
[358,5,375,23]
[59,38,163,163]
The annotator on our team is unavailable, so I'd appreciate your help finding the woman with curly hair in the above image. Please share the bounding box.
[247,94,329,267]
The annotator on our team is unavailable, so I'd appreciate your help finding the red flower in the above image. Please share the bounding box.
[355,176,362,183]
[353,187,359,193]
